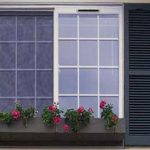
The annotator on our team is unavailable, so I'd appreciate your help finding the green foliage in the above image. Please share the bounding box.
[0,112,13,124]
[100,103,118,130]
[16,103,36,127]
[42,105,63,126]
[64,108,93,133]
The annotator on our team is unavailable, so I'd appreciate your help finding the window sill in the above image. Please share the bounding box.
[0,118,125,146]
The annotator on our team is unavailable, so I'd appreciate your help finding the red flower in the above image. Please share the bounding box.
[11,110,21,120]
[100,100,106,109]
[111,115,118,122]
[53,116,62,124]
[77,106,84,113]
[48,105,57,112]
[63,124,69,132]
[88,107,94,113]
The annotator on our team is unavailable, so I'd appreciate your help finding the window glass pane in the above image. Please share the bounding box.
[79,14,97,38]
[99,14,118,38]
[99,41,119,66]
[0,16,16,41]
[99,69,119,94]
[19,99,34,109]
[36,71,53,97]
[79,96,98,117]
[17,16,35,41]
[59,40,77,66]
[0,43,16,69]
[79,41,98,66]
[100,96,119,115]
[59,14,77,38]
[36,16,53,41]
[17,43,35,69]
[0,71,15,97]
[17,71,35,97]
[79,69,98,94]
[36,98,53,116]
[59,69,77,94]
[59,97,77,113]
[36,43,53,69]
[0,99,15,112]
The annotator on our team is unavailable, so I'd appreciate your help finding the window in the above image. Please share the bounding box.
[55,6,123,118]
[0,12,53,115]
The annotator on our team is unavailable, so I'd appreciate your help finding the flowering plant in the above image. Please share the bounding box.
[100,100,119,130]
[16,102,36,127]
[64,106,93,133]
[0,112,13,124]
[42,103,63,126]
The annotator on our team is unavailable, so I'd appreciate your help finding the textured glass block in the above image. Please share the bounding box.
[79,96,98,117]
[36,71,53,97]
[36,98,53,116]
[0,43,16,69]
[17,71,35,97]
[59,69,77,94]
[99,96,119,115]
[0,16,16,41]
[79,41,98,66]
[99,14,118,38]
[79,14,98,38]
[0,99,15,112]
[0,71,15,97]
[59,40,77,66]
[99,69,119,94]
[99,41,119,66]
[17,16,35,41]
[36,16,53,41]
[59,14,77,38]
[36,43,53,69]
[79,69,98,94]
[19,99,34,109]
[59,97,77,113]
[17,43,35,69]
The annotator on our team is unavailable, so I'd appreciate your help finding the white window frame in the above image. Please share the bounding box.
[53,5,124,118]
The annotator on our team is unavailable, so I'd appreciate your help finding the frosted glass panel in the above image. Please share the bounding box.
[99,96,119,115]
[100,69,119,94]
[17,71,35,97]
[59,40,77,66]
[0,43,16,69]
[17,43,35,69]
[79,41,98,66]
[0,71,15,97]
[59,14,77,38]
[17,16,35,41]
[59,97,77,113]
[79,96,98,117]
[99,41,119,66]
[79,14,97,38]
[0,99,15,112]
[79,69,98,94]
[99,14,118,38]
[59,69,77,94]
[19,99,34,108]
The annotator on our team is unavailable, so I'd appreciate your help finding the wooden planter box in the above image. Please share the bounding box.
[0,118,125,146]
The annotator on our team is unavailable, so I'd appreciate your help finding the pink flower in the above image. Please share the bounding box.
[48,105,57,112]
[111,115,118,122]
[100,100,106,109]
[88,107,94,113]
[77,106,84,113]
[53,116,62,124]
[11,110,21,120]
[63,124,69,132]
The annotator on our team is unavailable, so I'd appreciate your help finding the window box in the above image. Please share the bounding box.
[0,118,125,146]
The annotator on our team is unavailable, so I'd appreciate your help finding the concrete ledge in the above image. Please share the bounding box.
[0,118,125,146]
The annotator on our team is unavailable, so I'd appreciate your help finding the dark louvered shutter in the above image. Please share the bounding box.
[125,4,150,145]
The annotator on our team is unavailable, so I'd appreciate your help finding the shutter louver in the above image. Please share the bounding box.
[128,9,150,136]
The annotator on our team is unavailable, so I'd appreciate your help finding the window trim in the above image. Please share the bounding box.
[54,6,124,118]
